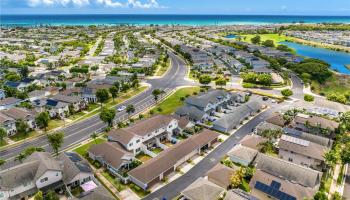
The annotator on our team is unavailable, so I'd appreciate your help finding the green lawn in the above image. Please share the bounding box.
[74,138,106,158]
[311,74,350,96]
[101,171,126,192]
[0,139,8,147]
[155,59,170,76]
[9,131,39,142]
[152,86,200,115]
[136,153,152,162]
[151,147,163,154]
[47,119,65,131]
[239,33,292,44]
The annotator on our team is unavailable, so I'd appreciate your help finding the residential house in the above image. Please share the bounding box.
[0,90,5,100]
[212,101,262,133]
[0,97,22,110]
[206,163,238,189]
[128,129,219,190]
[239,134,267,151]
[227,144,258,166]
[249,154,322,200]
[52,94,86,112]
[254,121,282,135]
[28,90,48,102]
[1,107,36,130]
[88,142,134,176]
[278,134,329,171]
[289,113,339,136]
[107,115,180,154]
[0,151,94,200]
[283,127,333,148]
[224,189,259,200]
[181,177,225,200]
[0,112,16,136]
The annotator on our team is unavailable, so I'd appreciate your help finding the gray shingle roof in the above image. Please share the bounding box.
[255,154,322,188]
[181,177,225,200]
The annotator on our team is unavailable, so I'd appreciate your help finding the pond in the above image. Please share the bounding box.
[279,41,350,75]
[225,34,238,39]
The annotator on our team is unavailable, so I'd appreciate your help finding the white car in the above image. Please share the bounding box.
[117,106,126,112]
[271,99,277,103]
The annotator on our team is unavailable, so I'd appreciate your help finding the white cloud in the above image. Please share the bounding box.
[27,0,163,8]
[27,0,90,7]
[97,0,162,8]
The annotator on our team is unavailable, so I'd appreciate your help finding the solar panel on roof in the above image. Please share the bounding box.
[271,181,281,189]
[65,152,82,162]
[255,181,297,200]
[281,135,310,147]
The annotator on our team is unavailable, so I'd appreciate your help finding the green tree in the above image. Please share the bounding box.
[99,108,116,127]
[152,89,164,102]
[45,190,59,200]
[34,191,43,200]
[250,35,261,44]
[313,191,328,200]
[281,89,293,98]
[199,75,211,86]
[304,94,315,102]
[276,44,292,52]
[258,74,272,86]
[23,146,45,157]
[20,66,29,78]
[35,112,50,132]
[324,149,340,167]
[0,159,6,166]
[340,111,350,132]
[15,119,29,136]
[96,89,109,108]
[0,127,7,142]
[109,86,119,102]
[215,78,227,88]
[90,132,98,144]
[47,132,64,156]
[126,104,135,115]
[262,40,275,47]
[15,152,26,163]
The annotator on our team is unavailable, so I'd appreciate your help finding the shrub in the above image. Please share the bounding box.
[281,89,293,97]
[242,83,255,88]
[304,94,314,102]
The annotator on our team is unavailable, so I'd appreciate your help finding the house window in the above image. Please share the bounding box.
[56,173,59,176]
[288,158,293,162]
[129,142,133,146]
[136,139,140,143]
[40,177,48,183]
[169,125,172,128]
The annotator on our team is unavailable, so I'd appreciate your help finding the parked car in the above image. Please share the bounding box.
[262,96,269,101]
[117,106,126,112]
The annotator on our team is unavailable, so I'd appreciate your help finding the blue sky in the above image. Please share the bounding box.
[1,0,350,15]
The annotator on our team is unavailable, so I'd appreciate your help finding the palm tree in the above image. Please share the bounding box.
[90,132,98,144]
[15,153,26,163]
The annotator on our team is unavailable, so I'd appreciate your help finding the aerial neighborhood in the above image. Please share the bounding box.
[0,21,350,200]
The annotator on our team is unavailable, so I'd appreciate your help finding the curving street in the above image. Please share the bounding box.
[0,51,196,169]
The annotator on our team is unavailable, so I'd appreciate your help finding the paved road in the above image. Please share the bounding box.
[143,100,285,200]
[0,51,196,169]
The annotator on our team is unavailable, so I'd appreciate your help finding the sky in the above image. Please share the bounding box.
[1,0,350,15]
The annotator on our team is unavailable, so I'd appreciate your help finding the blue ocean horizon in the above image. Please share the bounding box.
[1,14,350,26]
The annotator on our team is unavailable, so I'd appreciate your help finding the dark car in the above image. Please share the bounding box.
[262,96,269,101]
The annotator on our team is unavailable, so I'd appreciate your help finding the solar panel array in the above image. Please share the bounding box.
[281,135,310,147]
[255,181,296,200]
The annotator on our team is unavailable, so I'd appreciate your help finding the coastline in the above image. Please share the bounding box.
[1,14,350,27]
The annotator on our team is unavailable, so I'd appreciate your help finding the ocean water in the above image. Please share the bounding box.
[1,15,350,26]
[280,41,350,75]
